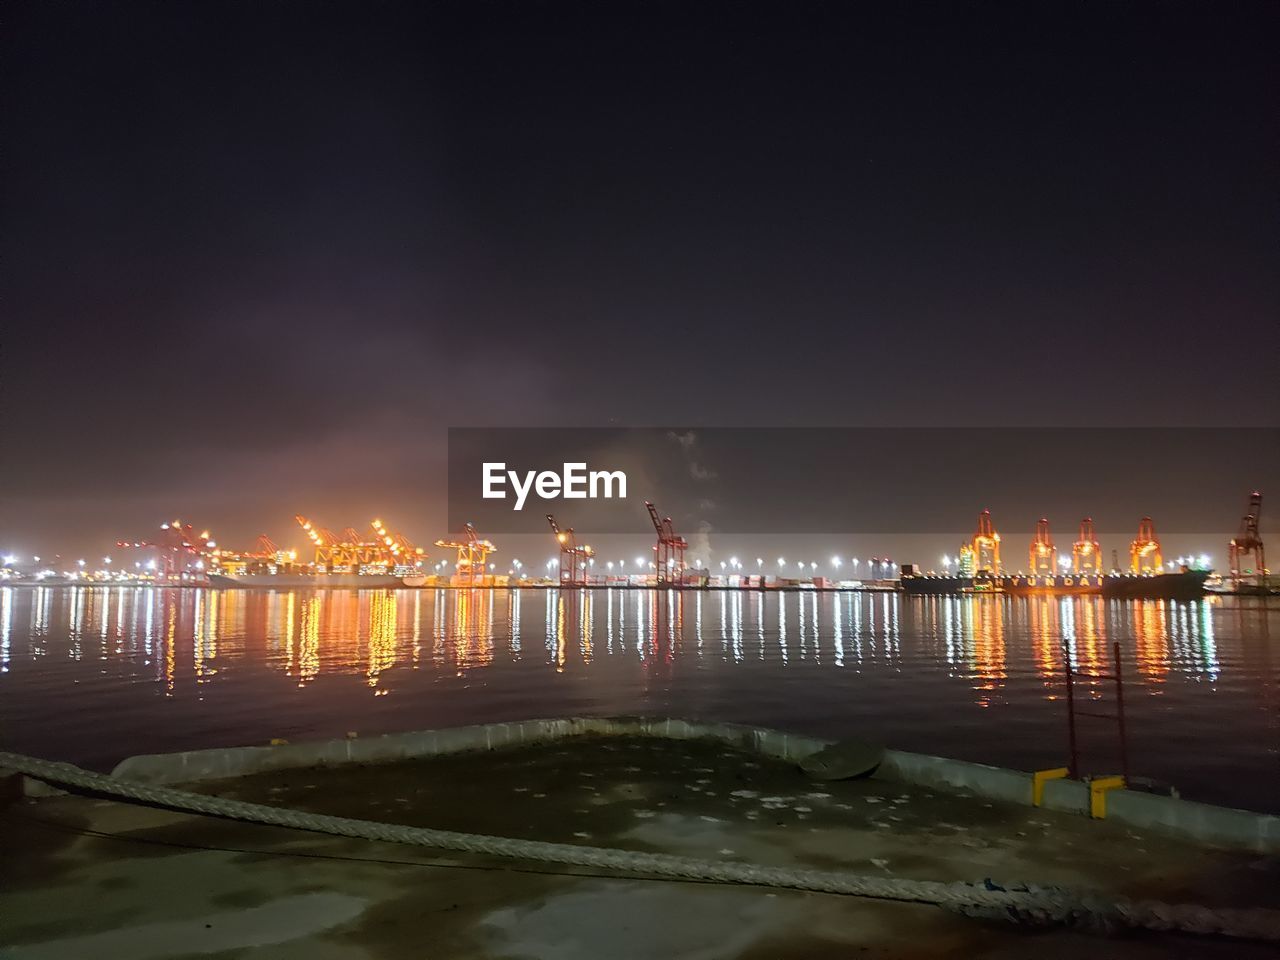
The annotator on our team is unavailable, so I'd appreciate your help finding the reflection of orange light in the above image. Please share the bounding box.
[448,589,494,671]
[1133,601,1169,680]
[579,590,593,663]
[297,596,320,685]
[1029,597,1058,681]
[967,596,1006,706]
[164,601,176,695]
[1073,597,1106,686]
[556,595,566,671]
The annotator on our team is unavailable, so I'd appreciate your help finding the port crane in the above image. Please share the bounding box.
[1129,517,1162,574]
[971,510,1001,575]
[371,518,426,566]
[1072,518,1102,574]
[1029,518,1056,574]
[645,500,687,586]
[546,514,592,587]
[295,515,423,569]
[435,523,496,586]
[1229,491,1266,585]
[116,520,214,578]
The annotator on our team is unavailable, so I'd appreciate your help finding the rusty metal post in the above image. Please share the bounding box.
[1113,640,1129,783]
[1063,649,1079,779]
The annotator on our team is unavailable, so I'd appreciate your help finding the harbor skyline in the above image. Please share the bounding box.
[4,3,1278,559]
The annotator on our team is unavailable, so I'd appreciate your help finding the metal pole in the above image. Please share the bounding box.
[1113,640,1129,783]
[1064,648,1079,779]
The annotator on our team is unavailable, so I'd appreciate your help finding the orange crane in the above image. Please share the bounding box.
[1029,518,1056,574]
[1229,491,1266,585]
[295,515,423,570]
[296,515,346,566]
[1130,517,1162,574]
[209,534,296,575]
[971,509,1001,574]
[546,513,592,587]
[371,518,426,567]
[435,523,496,586]
[645,500,688,586]
[1072,518,1103,573]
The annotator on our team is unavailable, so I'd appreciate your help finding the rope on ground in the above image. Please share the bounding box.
[3,750,1277,942]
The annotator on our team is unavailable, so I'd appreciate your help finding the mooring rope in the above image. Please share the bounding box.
[3,750,1277,942]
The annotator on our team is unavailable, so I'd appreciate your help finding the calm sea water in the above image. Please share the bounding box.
[0,586,1275,812]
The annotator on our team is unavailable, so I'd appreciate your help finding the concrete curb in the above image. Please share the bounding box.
[79,716,1274,854]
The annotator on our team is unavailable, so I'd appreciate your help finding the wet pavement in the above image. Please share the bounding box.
[2,735,1277,958]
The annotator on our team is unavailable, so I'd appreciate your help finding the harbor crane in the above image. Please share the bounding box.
[116,520,214,578]
[1029,518,1056,574]
[435,523,496,586]
[1129,517,1162,574]
[971,509,1001,575]
[371,518,426,566]
[645,500,688,586]
[295,515,424,569]
[1229,491,1266,586]
[546,514,592,587]
[1072,518,1103,574]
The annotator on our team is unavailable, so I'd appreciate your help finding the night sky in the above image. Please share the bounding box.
[3,1,1277,560]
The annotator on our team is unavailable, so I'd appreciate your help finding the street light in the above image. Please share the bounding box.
[831,556,842,570]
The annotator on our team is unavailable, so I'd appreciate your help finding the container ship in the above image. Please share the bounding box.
[209,571,426,589]
[900,512,1215,600]
[208,517,429,588]
[900,569,1210,600]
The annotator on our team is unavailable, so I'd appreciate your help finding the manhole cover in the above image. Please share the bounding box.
[798,739,884,780]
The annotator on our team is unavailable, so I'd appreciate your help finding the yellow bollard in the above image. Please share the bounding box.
[1089,776,1126,818]
[1032,767,1069,807]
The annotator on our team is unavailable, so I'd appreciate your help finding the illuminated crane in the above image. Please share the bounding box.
[1029,518,1056,574]
[546,513,592,587]
[645,500,688,586]
[371,518,426,567]
[209,534,296,575]
[1072,518,1103,574]
[435,523,496,586]
[116,520,215,578]
[296,515,345,566]
[295,515,423,570]
[1130,517,1162,574]
[970,509,1001,575]
[1229,491,1266,585]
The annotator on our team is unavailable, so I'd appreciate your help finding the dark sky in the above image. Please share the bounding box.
[2,1,1277,559]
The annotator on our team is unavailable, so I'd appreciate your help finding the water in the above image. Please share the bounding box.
[0,585,1275,812]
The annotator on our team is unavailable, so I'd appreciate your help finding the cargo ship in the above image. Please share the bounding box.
[900,569,1209,600]
[209,572,426,589]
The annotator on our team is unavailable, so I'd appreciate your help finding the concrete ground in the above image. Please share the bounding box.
[2,735,1277,959]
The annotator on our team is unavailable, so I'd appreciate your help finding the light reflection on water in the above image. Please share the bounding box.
[0,586,1274,811]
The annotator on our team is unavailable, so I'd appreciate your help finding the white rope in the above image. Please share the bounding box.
[3,751,1276,942]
